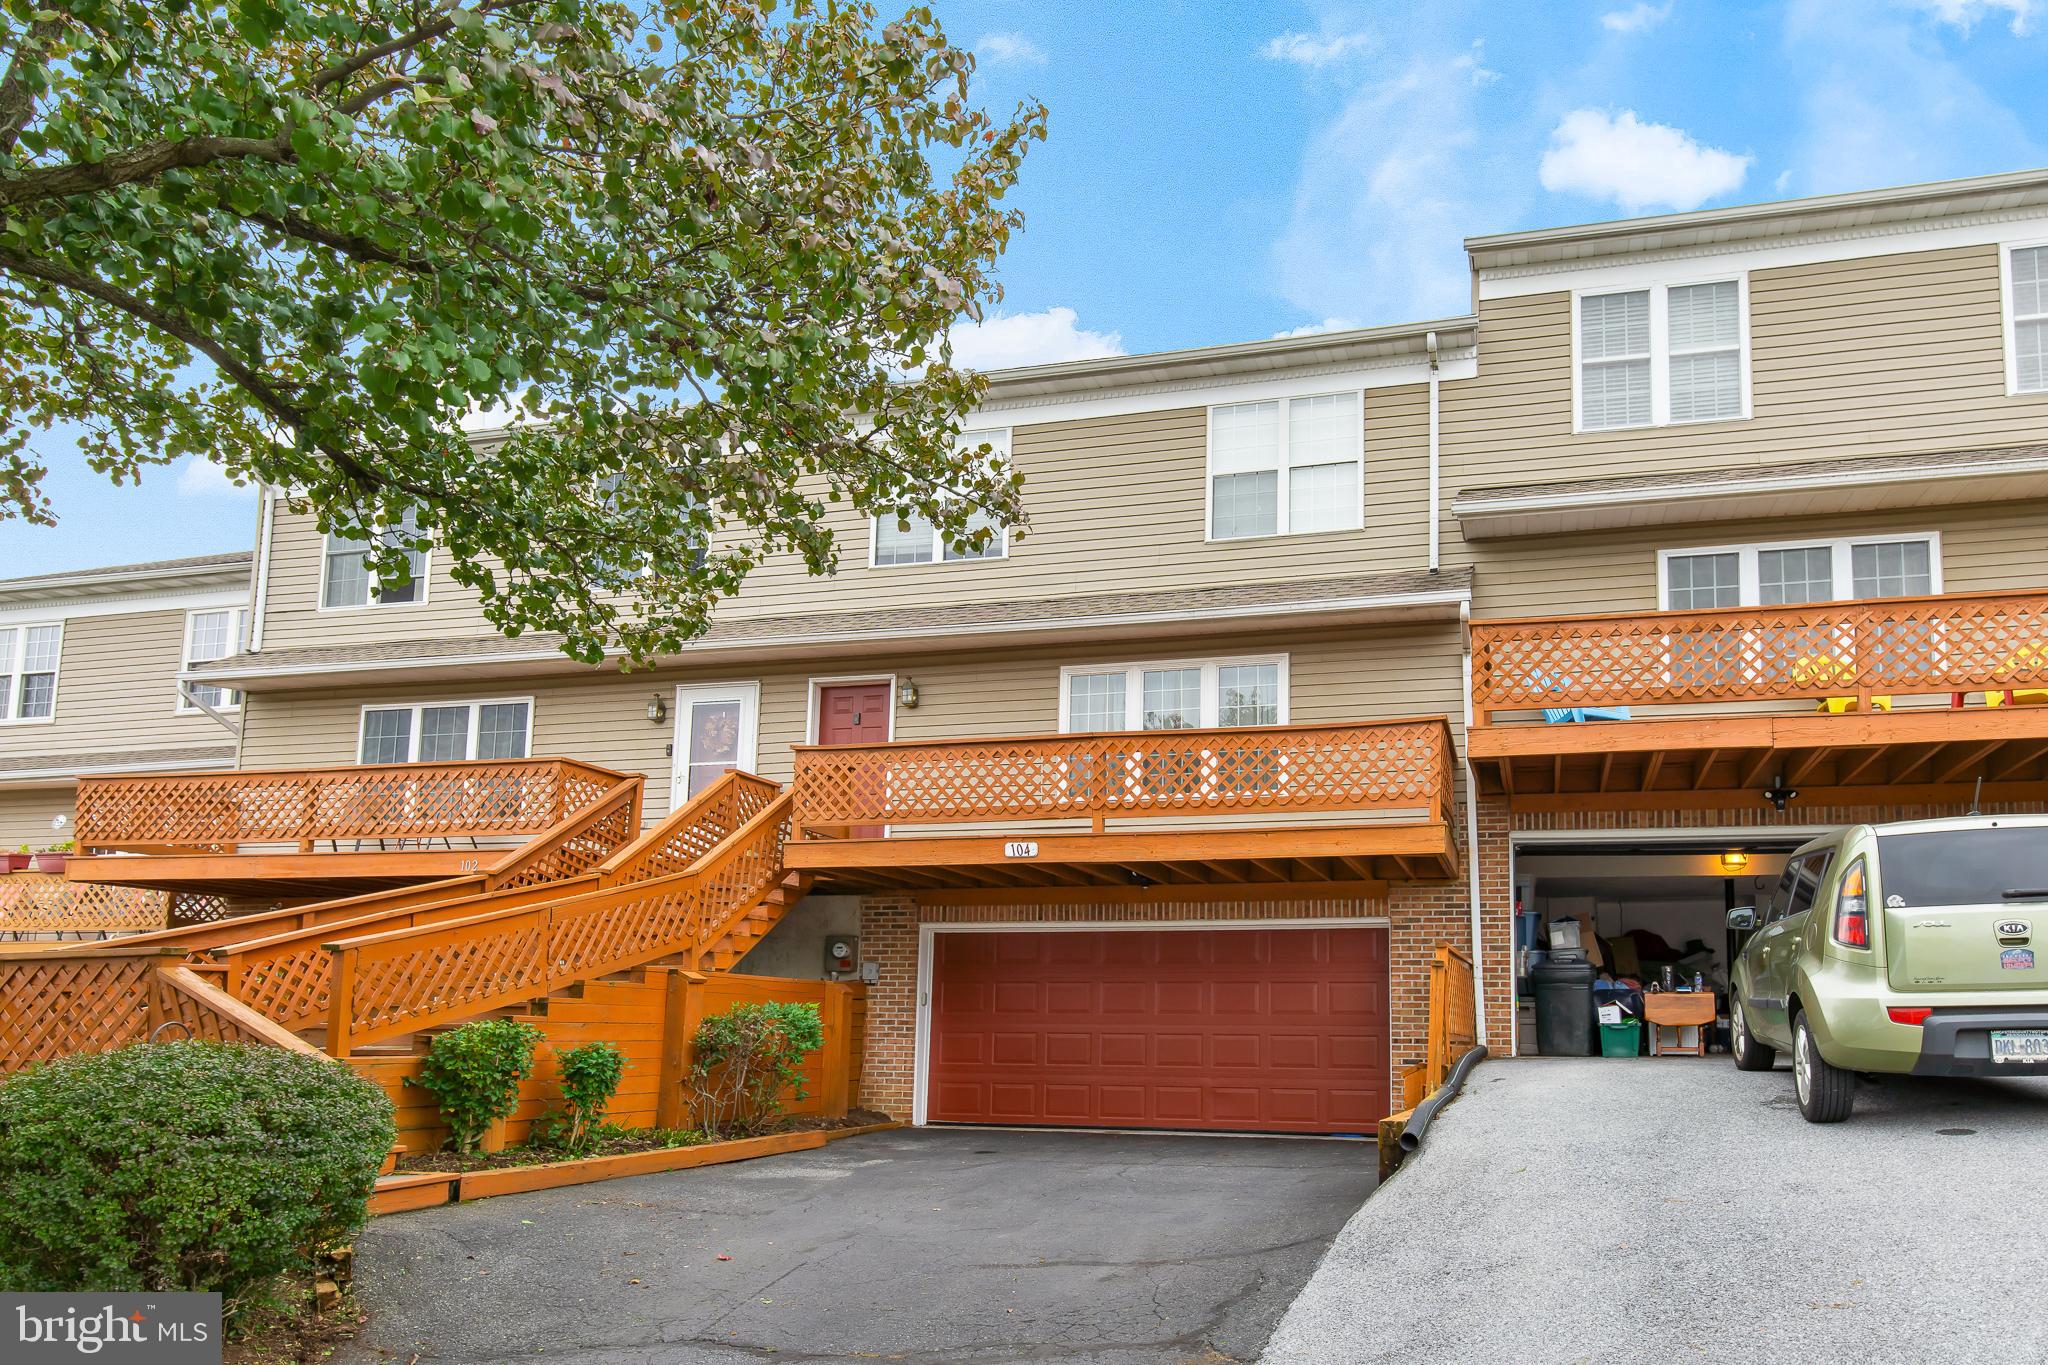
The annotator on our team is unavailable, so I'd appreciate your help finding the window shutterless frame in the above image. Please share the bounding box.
[0,621,61,725]
[177,607,246,713]
[1056,653,1290,732]
[354,697,534,764]
[1203,391,1364,541]
[868,428,1012,568]
[1571,273,1751,433]
[317,516,432,611]
[2001,237,2048,397]
[1655,532,1943,609]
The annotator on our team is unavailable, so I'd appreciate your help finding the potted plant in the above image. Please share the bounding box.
[1,846,28,874]
[30,841,71,874]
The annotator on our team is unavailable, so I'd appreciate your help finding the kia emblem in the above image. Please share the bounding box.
[1998,920,2032,936]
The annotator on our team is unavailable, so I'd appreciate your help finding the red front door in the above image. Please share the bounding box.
[816,681,892,837]
[927,927,1390,1134]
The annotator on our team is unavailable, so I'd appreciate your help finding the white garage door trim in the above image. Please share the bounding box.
[911,916,1391,1128]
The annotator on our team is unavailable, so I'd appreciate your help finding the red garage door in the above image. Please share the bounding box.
[927,926,1389,1134]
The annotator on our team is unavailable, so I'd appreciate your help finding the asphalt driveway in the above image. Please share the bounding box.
[346,1126,1374,1364]
[1262,1057,2048,1364]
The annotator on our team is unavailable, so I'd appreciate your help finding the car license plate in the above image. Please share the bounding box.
[1990,1030,2048,1064]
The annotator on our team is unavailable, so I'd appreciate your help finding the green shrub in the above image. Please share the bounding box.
[0,1042,393,1307]
[688,1001,823,1140]
[554,1041,626,1152]
[413,1019,542,1154]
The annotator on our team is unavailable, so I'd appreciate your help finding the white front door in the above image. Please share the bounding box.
[671,683,760,810]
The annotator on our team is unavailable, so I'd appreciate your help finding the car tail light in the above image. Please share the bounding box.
[1888,1006,1933,1026]
[1833,858,1871,949]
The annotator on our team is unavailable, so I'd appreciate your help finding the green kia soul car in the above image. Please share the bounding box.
[1728,815,2048,1122]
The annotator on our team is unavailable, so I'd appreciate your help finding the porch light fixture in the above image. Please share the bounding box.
[897,677,920,709]
[1762,776,1798,813]
[1720,850,1750,872]
[646,693,668,724]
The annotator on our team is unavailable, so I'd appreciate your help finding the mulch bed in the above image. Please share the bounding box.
[395,1109,894,1174]
[222,1274,364,1364]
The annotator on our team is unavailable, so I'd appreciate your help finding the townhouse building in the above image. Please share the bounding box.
[28,166,2048,1132]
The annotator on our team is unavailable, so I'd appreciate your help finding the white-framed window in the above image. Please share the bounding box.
[1657,534,1941,610]
[672,682,760,807]
[1575,276,1748,431]
[1207,391,1362,540]
[322,508,429,609]
[357,698,532,764]
[179,608,246,713]
[871,428,1011,566]
[1058,654,1288,732]
[2007,242,2048,395]
[0,622,61,723]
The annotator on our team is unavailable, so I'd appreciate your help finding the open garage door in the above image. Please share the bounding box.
[926,925,1389,1134]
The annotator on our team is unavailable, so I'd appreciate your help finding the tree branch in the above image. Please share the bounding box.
[0,133,289,207]
[0,16,65,156]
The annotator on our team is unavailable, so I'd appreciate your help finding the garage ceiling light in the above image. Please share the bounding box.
[1720,850,1750,871]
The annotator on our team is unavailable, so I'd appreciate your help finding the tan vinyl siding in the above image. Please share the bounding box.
[255,389,1438,651]
[1463,500,2048,619]
[237,622,1468,823]
[1441,245,2048,556]
[0,608,238,763]
[0,787,71,850]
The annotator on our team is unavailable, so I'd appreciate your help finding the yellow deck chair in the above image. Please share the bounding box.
[1794,653,1890,714]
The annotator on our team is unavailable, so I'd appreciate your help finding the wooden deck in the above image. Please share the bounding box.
[1469,590,2048,809]
[786,718,1460,888]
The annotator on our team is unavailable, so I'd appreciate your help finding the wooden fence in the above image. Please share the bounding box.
[355,969,866,1153]
[75,756,629,852]
[1401,941,1479,1110]
[0,875,170,937]
[790,718,1456,836]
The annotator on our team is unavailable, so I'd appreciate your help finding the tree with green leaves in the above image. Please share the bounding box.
[0,0,1044,662]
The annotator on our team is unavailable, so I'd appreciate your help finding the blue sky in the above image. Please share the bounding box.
[5,0,2044,577]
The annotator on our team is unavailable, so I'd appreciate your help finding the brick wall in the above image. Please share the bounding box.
[853,887,1486,1123]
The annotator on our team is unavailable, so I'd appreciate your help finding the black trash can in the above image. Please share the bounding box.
[1532,958,1597,1056]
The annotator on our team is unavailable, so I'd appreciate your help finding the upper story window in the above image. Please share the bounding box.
[1059,654,1287,732]
[358,698,532,764]
[1659,534,1938,610]
[0,623,61,723]
[2009,244,2046,394]
[871,428,1010,566]
[180,608,245,713]
[1577,278,1747,431]
[322,508,427,608]
[1208,392,1362,539]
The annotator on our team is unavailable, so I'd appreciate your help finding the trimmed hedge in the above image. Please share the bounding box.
[0,1042,395,1303]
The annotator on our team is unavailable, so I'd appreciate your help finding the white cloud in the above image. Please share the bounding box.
[1782,0,2040,194]
[1272,318,1364,339]
[1538,109,1750,212]
[1914,0,2035,34]
[946,307,1124,371]
[1261,30,1375,67]
[175,456,254,498]
[1270,41,1516,325]
[976,32,1046,66]
[1601,1,1674,32]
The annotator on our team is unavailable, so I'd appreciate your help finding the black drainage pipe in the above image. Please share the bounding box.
[1397,1045,1488,1154]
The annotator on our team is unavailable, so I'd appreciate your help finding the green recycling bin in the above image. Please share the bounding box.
[1598,1019,1641,1057]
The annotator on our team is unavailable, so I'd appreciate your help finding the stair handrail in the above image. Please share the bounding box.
[322,791,793,1057]
[596,770,780,887]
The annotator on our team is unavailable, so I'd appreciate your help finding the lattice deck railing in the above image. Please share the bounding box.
[75,756,628,852]
[0,875,170,937]
[206,773,775,1032]
[788,719,1456,836]
[1470,588,2048,721]
[324,790,794,1056]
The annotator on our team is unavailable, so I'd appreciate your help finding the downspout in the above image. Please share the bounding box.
[1460,599,1487,1045]
[249,483,275,653]
[1426,331,1441,574]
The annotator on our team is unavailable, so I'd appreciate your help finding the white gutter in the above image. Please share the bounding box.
[1426,331,1442,573]
[1460,598,1486,1047]
[249,484,276,652]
